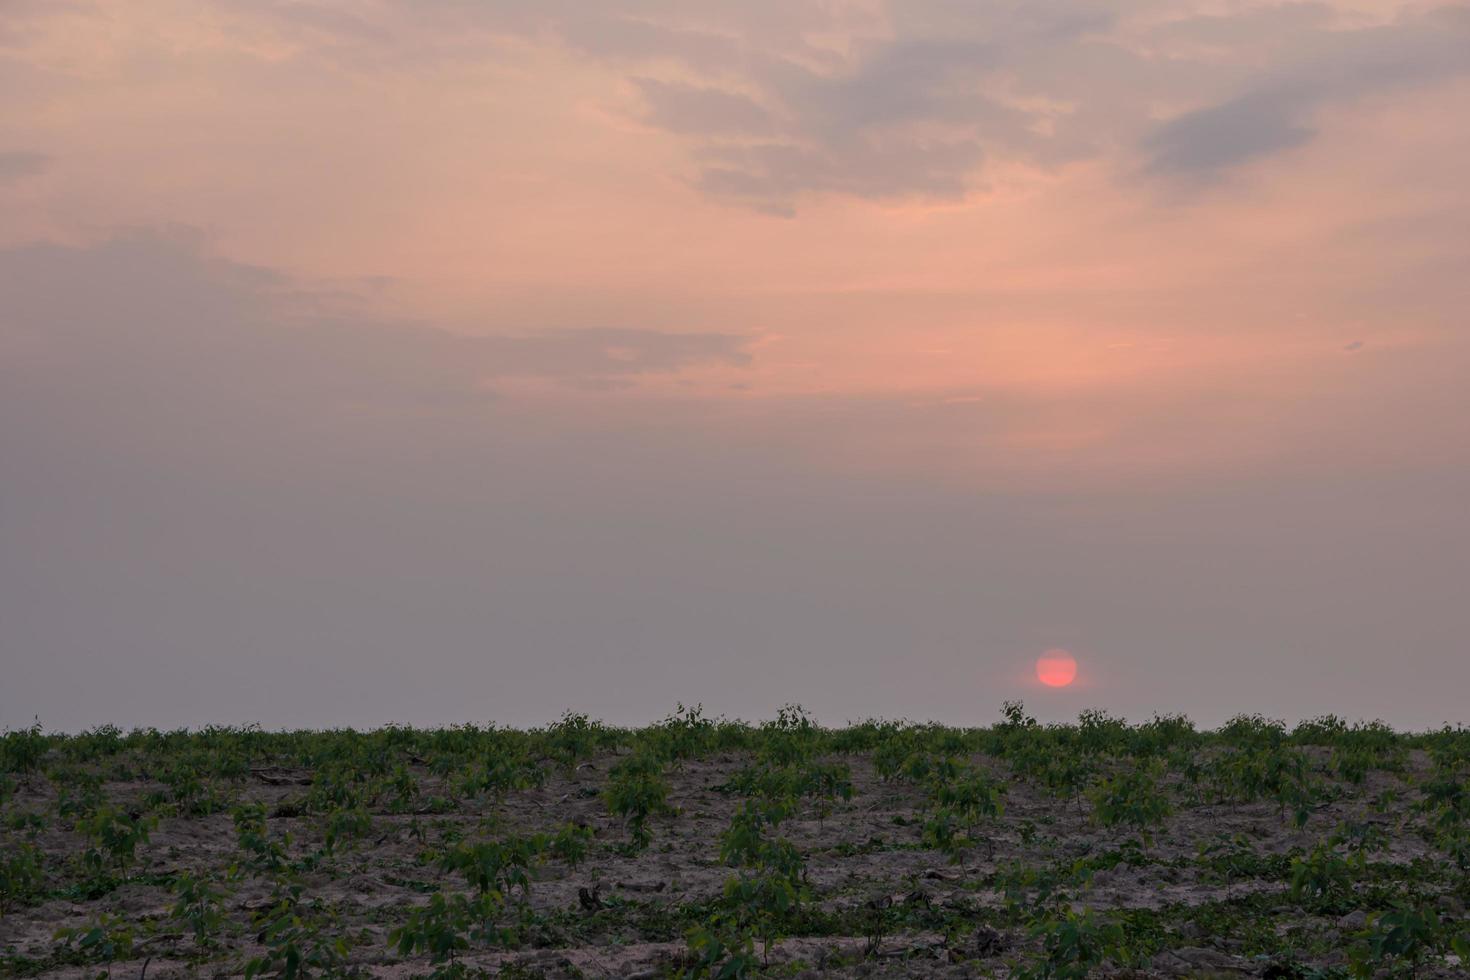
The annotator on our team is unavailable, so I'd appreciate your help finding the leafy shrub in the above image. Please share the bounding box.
[603,753,672,851]
[683,921,760,979]
[0,841,46,912]
[76,805,153,879]
[171,872,228,950]
[244,886,354,980]
[1289,841,1357,905]
[320,805,373,855]
[233,802,291,872]
[53,913,136,969]
[1015,906,1127,979]
[1087,761,1171,848]
[0,722,49,779]
[1347,903,1445,978]
[547,822,593,869]
[438,837,542,903]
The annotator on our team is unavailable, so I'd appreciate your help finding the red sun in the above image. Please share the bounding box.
[1036,649,1078,688]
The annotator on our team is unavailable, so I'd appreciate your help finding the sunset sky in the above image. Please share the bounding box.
[2,0,1468,730]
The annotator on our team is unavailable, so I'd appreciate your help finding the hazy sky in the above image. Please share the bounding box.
[3,0,1468,732]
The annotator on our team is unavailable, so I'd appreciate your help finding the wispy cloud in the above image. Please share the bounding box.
[1145,6,1470,178]
[0,150,48,182]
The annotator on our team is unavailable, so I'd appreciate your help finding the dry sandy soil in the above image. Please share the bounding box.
[2,736,1467,978]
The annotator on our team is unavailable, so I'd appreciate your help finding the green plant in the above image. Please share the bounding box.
[0,840,45,912]
[438,836,542,903]
[1289,841,1357,905]
[53,913,136,972]
[0,722,49,780]
[457,747,545,800]
[55,767,107,820]
[244,887,354,980]
[1087,760,1171,848]
[388,891,473,964]
[683,921,760,979]
[722,871,801,968]
[548,822,593,869]
[161,759,227,816]
[543,711,607,770]
[171,872,228,950]
[76,804,153,879]
[320,805,373,856]
[652,703,721,763]
[603,753,672,851]
[233,802,291,872]
[1014,906,1126,979]
[920,762,1006,864]
[1348,903,1444,978]
[800,761,853,828]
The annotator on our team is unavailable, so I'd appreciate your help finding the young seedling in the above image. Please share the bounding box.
[603,753,673,852]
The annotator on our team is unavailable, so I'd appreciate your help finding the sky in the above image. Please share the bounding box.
[2,0,1468,732]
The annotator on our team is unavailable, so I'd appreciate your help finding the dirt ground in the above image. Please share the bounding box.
[2,739,1467,978]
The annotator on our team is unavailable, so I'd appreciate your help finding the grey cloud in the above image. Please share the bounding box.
[635,38,1030,212]
[26,1,1470,207]
[401,2,1108,211]
[552,1,1470,205]
[632,79,773,136]
[168,0,1470,208]
[1145,92,1315,175]
[1148,4,1337,49]
[474,327,750,382]
[0,150,48,181]
[696,137,985,216]
[261,1,388,42]
[559,17,741,68]
[0,232,750,432]
[1145,7,1470,177]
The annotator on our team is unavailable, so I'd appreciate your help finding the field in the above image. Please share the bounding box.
[2,704,1468,979]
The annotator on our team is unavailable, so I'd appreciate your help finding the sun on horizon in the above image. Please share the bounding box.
[1036,649,1079,688]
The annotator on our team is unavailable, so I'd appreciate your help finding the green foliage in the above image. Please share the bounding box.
[1289,841,1358,905]
[755,705,819,767]
[642,703,714,763]
[916,759,1008,863]
[57,725,125,764]
[603,752,672,851]
[800,760,853,827]
[388,892,473,963]
[1087,760,1171,847]
[53,913,136,967]
[542,711,611,770]
[233,802,291,872]
[547,822,593,870]
[171,871,228,950]
[76,804,153,879]
[1197,834,1291,883]
[933,765,1006,827]
[721,871,801,966]
[1014,906,1127,979]
[320,805,373,856]
[438,836,542,902]
[55,766,107,820]
[161,757,229,816]
[456,744,545,800]
[1207,745,1320,825]
[1347,903,1444,977]
[683,922,760,979]
[244,886,355,980]
[0,722,49,779]
[0,841,46,912]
